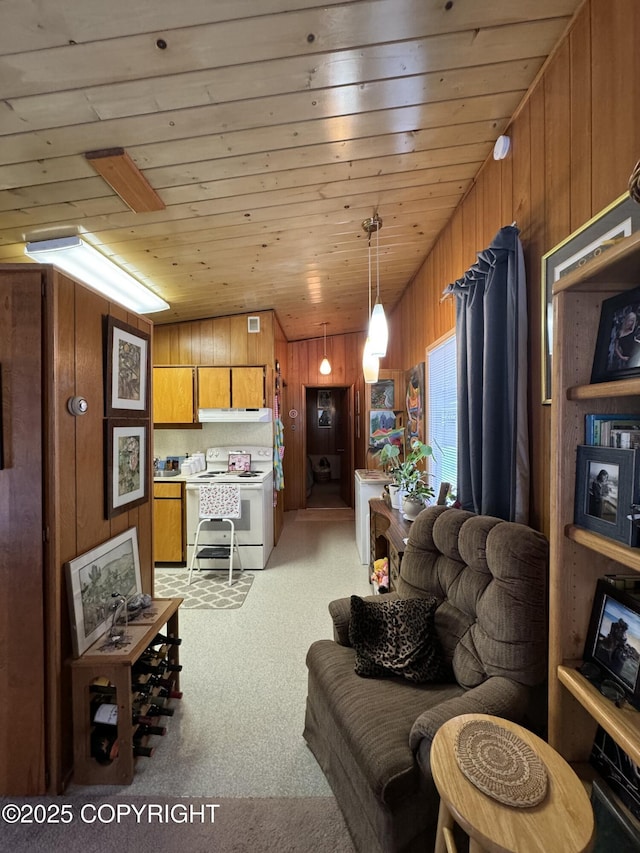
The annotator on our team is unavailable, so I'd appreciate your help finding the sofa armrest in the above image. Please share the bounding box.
[328,592,399,645]
[328,597,352,645]
[409,676,530,753]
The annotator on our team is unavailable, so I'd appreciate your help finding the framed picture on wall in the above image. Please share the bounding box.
[542,192,640,404]
[105,419,148,518]
[65,527,142,658]
[317,390,332,409]
[318,408,332,428]
[369,410,403,453]
[105,316,150,417]
[370,379,394,409]
[406,363,425,445]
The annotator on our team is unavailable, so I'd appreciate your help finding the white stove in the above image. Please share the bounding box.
[185,445,274,569]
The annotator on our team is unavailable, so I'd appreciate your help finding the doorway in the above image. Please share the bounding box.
[304,386,354,508]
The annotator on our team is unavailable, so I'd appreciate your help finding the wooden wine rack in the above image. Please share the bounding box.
[70,597,182,785]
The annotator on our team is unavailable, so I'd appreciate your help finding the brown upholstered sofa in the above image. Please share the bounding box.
[303,505,548,853]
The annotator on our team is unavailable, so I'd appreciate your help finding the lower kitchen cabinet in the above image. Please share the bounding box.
[153,482,185,563]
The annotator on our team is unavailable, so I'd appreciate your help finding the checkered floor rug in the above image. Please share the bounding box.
[154,569,255,609]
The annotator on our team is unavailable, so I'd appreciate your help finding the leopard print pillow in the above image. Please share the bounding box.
[348,595,446,683]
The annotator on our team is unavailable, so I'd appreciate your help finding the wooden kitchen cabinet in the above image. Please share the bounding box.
[198,366,230,407]
[197,365,265,409]
[153,482,185,563]
[153,366,195,423]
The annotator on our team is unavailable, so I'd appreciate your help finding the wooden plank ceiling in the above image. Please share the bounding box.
[0,0,583,341]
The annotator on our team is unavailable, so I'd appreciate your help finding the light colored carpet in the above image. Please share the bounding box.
[62,513,372,851]
[296,508,355,521]
[1,796,355,853]
[154,569,254,609]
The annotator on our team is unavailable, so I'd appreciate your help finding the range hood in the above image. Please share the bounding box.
[197,408,273,423]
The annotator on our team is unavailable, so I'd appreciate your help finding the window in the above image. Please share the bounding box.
[426,333,457,495]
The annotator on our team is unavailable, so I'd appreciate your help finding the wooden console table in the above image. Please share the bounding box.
[369,498,414,591]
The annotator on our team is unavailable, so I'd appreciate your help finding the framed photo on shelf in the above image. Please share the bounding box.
[591,285,640,384]
[105,419,148,518]
[574,445,640,545]
[65,527,142,658]
[583,578,640,710]
[105,315,150,417]
[541,192,640,404]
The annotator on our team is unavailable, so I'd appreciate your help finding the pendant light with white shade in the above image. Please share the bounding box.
[361,216,380,384]
[366,213,388,358]
[319,322,332,375]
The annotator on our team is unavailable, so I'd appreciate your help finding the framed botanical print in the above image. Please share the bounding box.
[65,526,142,657]
[105,419,148,518]
[105,316,150,417]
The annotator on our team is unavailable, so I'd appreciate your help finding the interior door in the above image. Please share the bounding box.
[335,387,354,507]
[0,270,46,794]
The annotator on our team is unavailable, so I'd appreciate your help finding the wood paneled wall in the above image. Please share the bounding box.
[153,310,277,367]
[48,270,154,792]
[284,332,366,509]
[386,0,640,536]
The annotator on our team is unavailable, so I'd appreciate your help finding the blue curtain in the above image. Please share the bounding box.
[443,225,529,523]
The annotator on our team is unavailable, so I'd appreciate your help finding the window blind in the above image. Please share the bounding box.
[427,335,457,493]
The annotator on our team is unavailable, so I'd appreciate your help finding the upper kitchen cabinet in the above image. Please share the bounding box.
[231,366,265,407]
[197,366,265,409]
[153,366,195,424]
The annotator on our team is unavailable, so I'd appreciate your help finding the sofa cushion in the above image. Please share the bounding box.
[399,508,548,690]
[305,638,464,807]
[348,594,447,683]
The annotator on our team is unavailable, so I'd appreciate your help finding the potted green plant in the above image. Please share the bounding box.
[401,476,435,520]
[380,438,434,515]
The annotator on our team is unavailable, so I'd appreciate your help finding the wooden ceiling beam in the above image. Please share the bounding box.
[85,148,165,213]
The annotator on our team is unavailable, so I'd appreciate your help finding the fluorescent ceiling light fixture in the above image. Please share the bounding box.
[24,236,169,314]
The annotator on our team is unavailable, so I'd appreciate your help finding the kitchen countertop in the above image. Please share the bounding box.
[153,472,189,482]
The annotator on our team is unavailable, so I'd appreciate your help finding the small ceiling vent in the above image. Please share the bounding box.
[248,316,260,333]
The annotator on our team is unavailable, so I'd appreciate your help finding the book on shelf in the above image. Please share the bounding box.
[585,414,640,446]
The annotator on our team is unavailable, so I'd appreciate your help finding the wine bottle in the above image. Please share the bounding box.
[90,676,115,695]
[132,709,158,726]
[133,744,155,758]
[134,722,166,738]
[133,655,182,675]
[91,725,119,764]
[92,702,118,726]
[132,674,182,700]
[144,702,175,717]
[148,632,182,647]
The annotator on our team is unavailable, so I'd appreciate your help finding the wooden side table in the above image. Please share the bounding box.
[369,498,413,590]
[430,713,595,853]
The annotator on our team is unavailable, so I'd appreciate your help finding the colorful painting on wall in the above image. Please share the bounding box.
[369,410,404,453]
[370,379,394,409]
[406,363,425,445]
